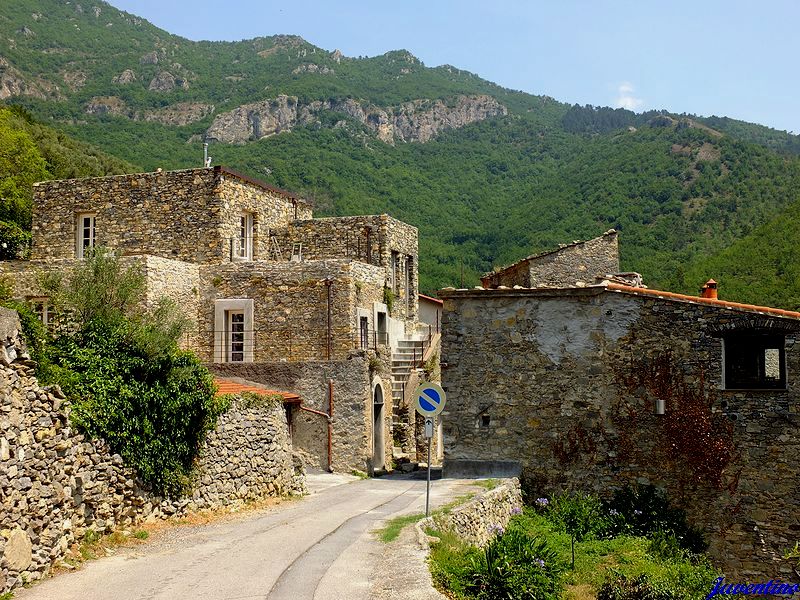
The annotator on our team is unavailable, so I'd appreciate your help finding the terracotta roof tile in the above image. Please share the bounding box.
[419,293,443,305]
[214,378,301,403]
[605,283,800,320]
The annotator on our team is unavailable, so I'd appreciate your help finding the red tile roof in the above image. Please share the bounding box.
[606,283,800,320]
[419,293,444,305]
[214,378,301,403]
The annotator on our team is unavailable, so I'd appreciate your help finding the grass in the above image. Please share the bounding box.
[427,509,719,600]
[376,512,426,542]
[473,478,500,490]
[374,492,477,543]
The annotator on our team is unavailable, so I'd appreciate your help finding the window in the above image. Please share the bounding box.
[237,213,254,260]
[405,255,413,313]
[391,251,400,293]
[724,334,786,390]
[213,299,254,363]
[226,310,245,362]
[76,213,95,258]
[28,297,53,330]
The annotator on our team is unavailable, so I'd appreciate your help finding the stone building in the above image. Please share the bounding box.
[1,166,429,474]
[440,233,800,579]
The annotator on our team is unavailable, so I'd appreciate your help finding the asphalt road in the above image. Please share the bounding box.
[16,472,479,600]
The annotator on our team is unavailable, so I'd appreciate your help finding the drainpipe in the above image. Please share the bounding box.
[298,378,334,472]
[324,278,333,360]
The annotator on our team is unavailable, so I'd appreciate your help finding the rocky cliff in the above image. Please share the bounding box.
[205,94,507,144]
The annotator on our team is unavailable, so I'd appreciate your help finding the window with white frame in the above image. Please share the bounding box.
[237,213,254,260]
[76,213,96,259]
[213,299,254,363]
[28,297,53,330]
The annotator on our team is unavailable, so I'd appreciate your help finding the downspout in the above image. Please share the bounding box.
[298,378,334,472]
[324,278,333,361]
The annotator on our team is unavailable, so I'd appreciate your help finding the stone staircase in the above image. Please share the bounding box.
[390,338,425,410]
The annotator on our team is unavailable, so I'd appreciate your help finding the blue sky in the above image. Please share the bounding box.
[111,0,799,133]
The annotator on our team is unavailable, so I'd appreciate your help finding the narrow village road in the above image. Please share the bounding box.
[16,473,480,600]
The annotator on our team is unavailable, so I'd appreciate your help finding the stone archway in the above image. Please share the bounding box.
[372,382,385,470]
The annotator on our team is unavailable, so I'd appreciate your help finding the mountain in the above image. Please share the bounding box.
[1,0,800,308]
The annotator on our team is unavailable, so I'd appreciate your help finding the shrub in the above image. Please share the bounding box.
[468,528,562,600]
[36,249,223,496]
[597,573,681,600]
[543,492,609,568]
[605,485,707,553]
[0,220,31,259]
[49,320,223,495]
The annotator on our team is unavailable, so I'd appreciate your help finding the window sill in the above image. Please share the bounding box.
[721,387,788,392]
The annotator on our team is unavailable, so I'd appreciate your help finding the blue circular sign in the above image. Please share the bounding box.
[414,382,446,416]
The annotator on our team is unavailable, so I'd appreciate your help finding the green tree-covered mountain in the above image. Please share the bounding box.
[2,0,800,308]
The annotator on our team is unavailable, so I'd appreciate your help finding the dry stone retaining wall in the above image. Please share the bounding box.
[0,309,303,594]
[417,478,522,548]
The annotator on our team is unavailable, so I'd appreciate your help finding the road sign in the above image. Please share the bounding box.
[413,382,446,417]
[413,382,446,517]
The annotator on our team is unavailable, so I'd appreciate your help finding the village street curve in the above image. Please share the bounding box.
[16,473,481,600]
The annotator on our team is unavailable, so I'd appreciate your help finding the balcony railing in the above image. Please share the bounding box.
[182,326,391,363]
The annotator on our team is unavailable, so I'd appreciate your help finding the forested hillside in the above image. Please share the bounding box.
[2,0,800,308]
[0,105,134,257]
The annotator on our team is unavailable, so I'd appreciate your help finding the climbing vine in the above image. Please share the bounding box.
[612,350,738,490]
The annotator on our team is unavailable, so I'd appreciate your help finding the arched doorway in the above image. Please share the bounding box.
[372,383,385,470]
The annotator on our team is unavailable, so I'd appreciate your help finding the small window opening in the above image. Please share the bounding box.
[724,334,786,390]
[481,414,491,427]
[237,213,253,260]
[76,213,96,259]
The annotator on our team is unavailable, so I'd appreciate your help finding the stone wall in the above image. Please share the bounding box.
[417,478,522,548]
[31,169,220,262]
[440,286,800,579]
[271,214,419,326]
[199,259,387,362]
[29,167,304,264]
[0,309,303,593]
[481,230,619,289]
[217,173,311,262]
[211,353,394,474]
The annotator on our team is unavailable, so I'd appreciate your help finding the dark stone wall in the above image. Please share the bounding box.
[440,286,800,579]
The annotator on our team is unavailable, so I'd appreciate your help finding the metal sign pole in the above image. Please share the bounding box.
[426,427,432,517]
[413,384,446,520]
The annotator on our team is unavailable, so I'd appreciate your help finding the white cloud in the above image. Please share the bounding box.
[614,82,644,111]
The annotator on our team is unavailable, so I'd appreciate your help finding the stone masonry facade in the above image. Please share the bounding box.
[0,308,304,594]
[2,166,422,473]
[440,285,800,579]
[481,230,620,289]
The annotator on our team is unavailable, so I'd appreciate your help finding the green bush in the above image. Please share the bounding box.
[467,529,562,600]
[597,573,681,600]
[544,492,609,541]
[35,249,223,496]
[47,320,223,495]
[0,220,30,259]
[605,485,707,554]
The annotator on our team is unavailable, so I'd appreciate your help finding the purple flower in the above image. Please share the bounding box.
[488,524,505,536]
[608,509,619,516]
[535,497,549,508]
[634,509,643,516]
[511,506,523,515]
[534,558,545,568]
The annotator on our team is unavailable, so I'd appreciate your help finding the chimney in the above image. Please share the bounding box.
[700,279,718,299]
